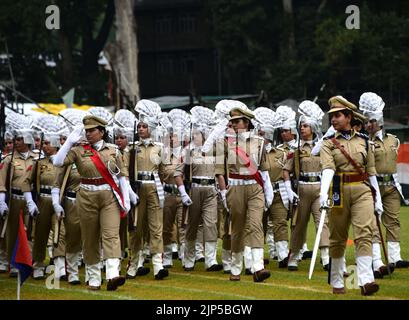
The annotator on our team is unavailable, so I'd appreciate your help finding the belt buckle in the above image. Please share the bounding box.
[383,175,391,182]
[200,179,208,186]
[310,176,317,182]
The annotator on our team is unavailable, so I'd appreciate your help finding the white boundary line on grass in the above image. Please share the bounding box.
[0,278,134,300]
[171,272,402,300]
[126,281,258,300]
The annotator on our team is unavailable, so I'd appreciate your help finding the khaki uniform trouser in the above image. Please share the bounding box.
[185,187,218,243]
[266,192,288,242]
[33,197,66,265]
[62,198,82,254]
[217,198,231,251]
[163,194,184,246]
[329,183,374,258]
[226,184,264,253]
[129,184,163,255]
[77,188,121,265]
[119,216,128,252]
[290,184,329,251]
[6,199,29,261]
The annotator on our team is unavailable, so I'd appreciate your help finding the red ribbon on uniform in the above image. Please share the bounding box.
[227,137,264,188]
[83,144,126,218]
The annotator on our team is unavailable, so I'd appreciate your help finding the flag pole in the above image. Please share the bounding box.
[17,270,20,300]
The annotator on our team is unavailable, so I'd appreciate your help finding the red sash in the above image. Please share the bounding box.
[83,144,126,218]
[227,137,264,188]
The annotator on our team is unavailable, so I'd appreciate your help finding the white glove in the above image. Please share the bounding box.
[51,188,65,219]
[24,192,39,217]
[260,171,274,209]
[369,175,384,217]
[119,176,131,213]
[319,169,335,208]
[323,125,336,138]
[284,180,298,205]
[219,189,229,212]
[178,184,193,206]
[66,125,84,145]
[128,182,139,206]
[0,193,8,216]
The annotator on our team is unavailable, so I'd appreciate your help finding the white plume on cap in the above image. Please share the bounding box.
[214,99,248,121]
[167,108,191,143]
[113,109,137,142]
[5,110,35,144]
[32,115,68,147]
[359,92,385,125]
[276,105,297,131]
[253,107,284,141]
[298,100,325,139]
[190,106,215,135]
[88,107,114,126]
[135,99,162,129]
[59,109,90,130]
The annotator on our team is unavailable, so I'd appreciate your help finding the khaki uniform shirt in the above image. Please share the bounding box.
[128,140,163,175]
[264,144,286,182]
[63,142,128,178]
[284,141,321,174]
[161,148,183,184]
[53,164,81,193]
[371,132,399,174]
[215,132,267,176]
[320,130,376,175]
[0,150,37,193]
[174,146,216,178]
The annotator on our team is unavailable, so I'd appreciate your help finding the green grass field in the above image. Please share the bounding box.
[1,207,408,300]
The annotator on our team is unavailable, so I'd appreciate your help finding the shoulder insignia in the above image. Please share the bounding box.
[323,134,335,140]
[356,132,369,140]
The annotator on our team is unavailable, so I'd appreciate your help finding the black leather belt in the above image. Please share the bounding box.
[192,178,215,186]
[137,173,154,181]
[65,191,77,198]
[299,176,321,183]
[40,188,52,195]
[376,175,393,183]
[164,185,178,194]
[11,188,23,196]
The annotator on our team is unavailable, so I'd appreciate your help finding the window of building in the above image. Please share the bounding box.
[178,13,197,33]
[157,54,174,75]
[179,53,196,74]
[156,15,172,34]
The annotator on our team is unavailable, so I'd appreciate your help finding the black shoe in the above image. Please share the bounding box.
[59,275,68,281]
[302,251,313,260]
[136,266,150,276]
[196,257,205,263]
[272,256,278,260]
[288,265,298,271]
[394,260,409,268]
[223,270,231,274]
[183,266,194,272]
[172,252,179,260]
[206,264,223,272]
[9,271,18,278]
[323,264,329,271]
[375,264,395,279]
[253,269,271,282]
[144,258,150,264]
[48,258,54,265]
[245,268,253,275]
[360,282,379,296]
[107,276,126,291]
[155,269,169,280]
[264,258,270,265]
[69,280,81,285]
[278,257,289,268]
[163,264,172,269]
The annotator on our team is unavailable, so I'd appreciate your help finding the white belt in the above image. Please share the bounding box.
[192,175,214,180]
[228,178,257,186]
[192,183,215,188]
[80,184,111,191]
[39,193,52,198]
[300,172,321,177]
[64,196,76,202]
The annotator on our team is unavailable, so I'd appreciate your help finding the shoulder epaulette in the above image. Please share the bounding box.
[385,133,397,139]
[323,134,335,140]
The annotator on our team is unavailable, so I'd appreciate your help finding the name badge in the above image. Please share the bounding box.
[81,151,94,157]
